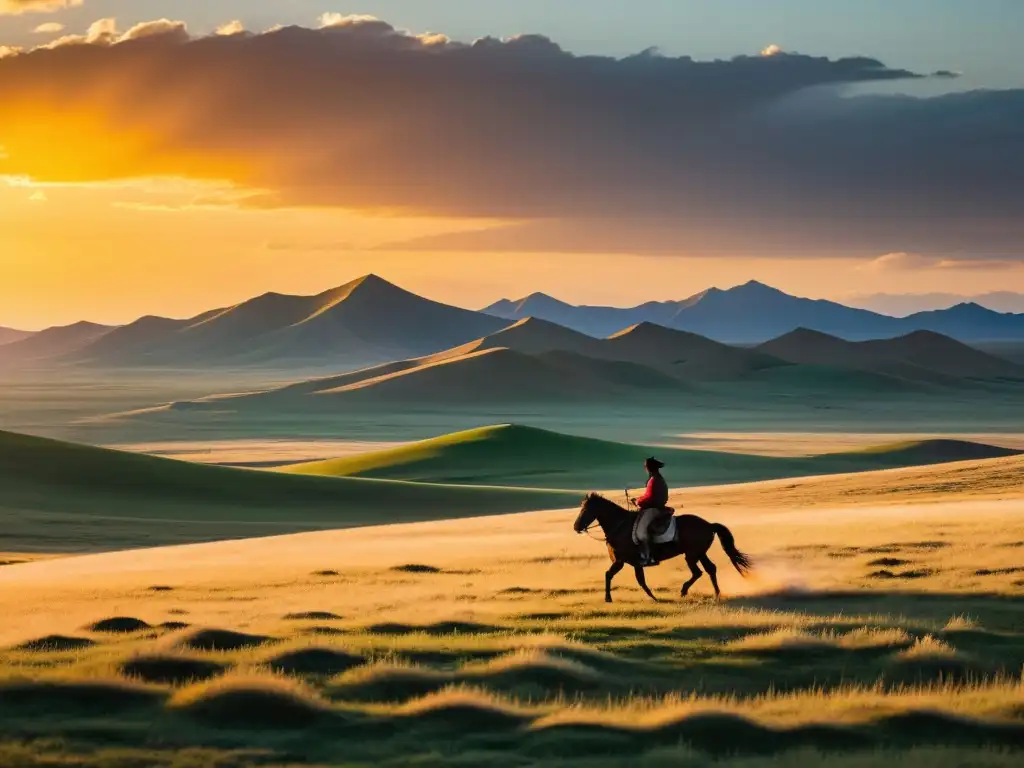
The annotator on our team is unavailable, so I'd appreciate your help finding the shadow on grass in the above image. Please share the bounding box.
[267,648,365,677]
[364,621,504,636]
[177,629,275,652]
[11,635,96,652]
[526,711,1024,757]
[729,589,1024,633]
[120,655,227,685]
[86,616,152,633]
[0,679,165,716]
[282,611,342,621]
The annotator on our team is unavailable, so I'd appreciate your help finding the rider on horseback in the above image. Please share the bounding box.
[632,457,669,566]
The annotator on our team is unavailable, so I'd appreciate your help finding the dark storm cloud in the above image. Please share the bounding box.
[0,14,1020,257]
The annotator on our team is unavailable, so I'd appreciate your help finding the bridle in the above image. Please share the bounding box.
[578,493,634,542]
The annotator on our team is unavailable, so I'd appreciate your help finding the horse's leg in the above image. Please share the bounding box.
[699,554,720,599]
[680,555,703,598]
[633,565,658,602]
[605,561,624,603]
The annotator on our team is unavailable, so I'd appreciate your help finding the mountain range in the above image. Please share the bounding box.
[483,281,1024,343]
[130,314,1023,419]
[1,275,504,371]
[848,291,1024,317]
[5,276,1024,374]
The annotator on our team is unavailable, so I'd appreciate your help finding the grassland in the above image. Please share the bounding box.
[280,423,1020,489]
[0,459,1022,766]
[0,429,574,552]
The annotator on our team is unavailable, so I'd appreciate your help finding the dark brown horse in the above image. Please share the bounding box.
[573,493,753,602]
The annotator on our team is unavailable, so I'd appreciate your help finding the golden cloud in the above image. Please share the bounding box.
[0,15,1019,260]
[0,0,82,15]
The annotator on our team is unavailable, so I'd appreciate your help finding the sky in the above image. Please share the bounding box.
[1,1,1022,329]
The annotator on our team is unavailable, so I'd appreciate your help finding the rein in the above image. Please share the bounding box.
[581,504,631,542]
[581,520,609,541]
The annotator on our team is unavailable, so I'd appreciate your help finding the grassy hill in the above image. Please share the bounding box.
[758,329,1024,381]
[0,429,575,552]
[281,424,1021,490]
[819,438,1023,467]
[155,347,686,412]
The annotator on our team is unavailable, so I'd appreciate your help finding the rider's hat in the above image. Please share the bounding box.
[645,456,665,470]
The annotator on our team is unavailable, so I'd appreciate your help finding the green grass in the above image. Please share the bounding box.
[0,429,575,552]
[1,592,1022,766]
[279,424,1020,490]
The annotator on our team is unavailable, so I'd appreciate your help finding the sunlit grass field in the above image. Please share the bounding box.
[1,459,1022,766]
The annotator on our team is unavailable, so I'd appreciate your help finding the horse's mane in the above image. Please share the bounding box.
[584,492,632,514]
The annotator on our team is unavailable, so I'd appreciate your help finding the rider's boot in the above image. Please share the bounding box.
[639,542,658,567]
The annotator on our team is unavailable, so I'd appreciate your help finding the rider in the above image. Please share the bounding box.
[632,457,669,566]
[630,460,671,569]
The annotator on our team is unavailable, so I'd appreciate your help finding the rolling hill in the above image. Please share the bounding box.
[61,275,506,370]
[601,322,786,378]
[758,329,1024,381]
[281,424,1021,490]
[430,318,782,379]
[483,293,682,338]
[437,316,607,358]
[111,321,1024,423]
[0,429,575,552]
[484,281,1024,342]
[0,321,114,363]
[160,346,686,412]
[0,326,32,347]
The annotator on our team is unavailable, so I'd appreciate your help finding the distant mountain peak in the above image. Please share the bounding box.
[516,292,573,309]
[609,321,674,339]
[781,327,843,341]
[318,273,409,306]
[731,279,785,294]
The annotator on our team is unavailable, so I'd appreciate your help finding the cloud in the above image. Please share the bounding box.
[39,16,114,47]
[0,0,81,15]
[118,18,189,43]
[318,13,379,29]
[862,252,1023,272]
[0,15,1020,259]
[215,20,245,37]
[33,21,63,33]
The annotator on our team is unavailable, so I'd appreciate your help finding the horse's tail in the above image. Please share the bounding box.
[712,523,753,577]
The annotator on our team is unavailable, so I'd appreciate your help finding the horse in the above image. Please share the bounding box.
[573,492,753,602]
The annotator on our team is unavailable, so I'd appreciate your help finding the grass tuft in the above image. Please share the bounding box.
[86,616,152,634]
[171,673,332,728]
[120,654,227,686]
[177,628,274,652]
[11,635,96,653]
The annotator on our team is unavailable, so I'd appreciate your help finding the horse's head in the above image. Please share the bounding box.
[573,493,602,534]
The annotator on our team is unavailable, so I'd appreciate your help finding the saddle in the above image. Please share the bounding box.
[632,507,676,545]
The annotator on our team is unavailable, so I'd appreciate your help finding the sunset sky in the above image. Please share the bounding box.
[1,1,1022,329]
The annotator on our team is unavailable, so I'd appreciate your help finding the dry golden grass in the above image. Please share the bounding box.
[0,458,1022,765]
